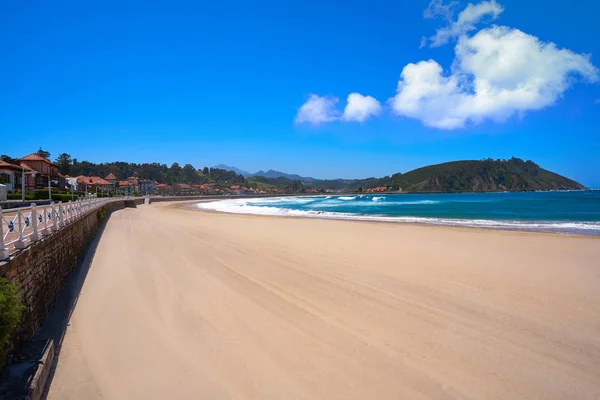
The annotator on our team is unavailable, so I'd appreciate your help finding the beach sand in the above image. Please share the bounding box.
[46,202,600,399]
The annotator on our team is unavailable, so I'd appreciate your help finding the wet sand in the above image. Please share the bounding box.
[47,202,600,399]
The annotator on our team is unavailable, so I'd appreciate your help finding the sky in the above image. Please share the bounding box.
[2,0,600,186]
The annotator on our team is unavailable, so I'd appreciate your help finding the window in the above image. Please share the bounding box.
[0,173,12,184]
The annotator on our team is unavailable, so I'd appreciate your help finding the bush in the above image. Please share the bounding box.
[51,193,78,202]
[33,189,50,200]
[97,205,108,222]
[6,194,35,200]
[0,278,23,365]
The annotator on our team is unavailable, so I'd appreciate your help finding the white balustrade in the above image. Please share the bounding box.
[42,205,51,236]
[0,196,133,259]
[0,207,9,260]
[31,204,40,242]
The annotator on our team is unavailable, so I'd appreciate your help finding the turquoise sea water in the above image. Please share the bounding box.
[198,190,600,235]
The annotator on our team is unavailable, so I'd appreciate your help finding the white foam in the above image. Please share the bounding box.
[372,197,385,202]
[197,197,600,235]
[396,200,439,205]
[338,196,357,200]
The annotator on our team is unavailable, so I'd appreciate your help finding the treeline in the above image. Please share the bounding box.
[3,150,584,193]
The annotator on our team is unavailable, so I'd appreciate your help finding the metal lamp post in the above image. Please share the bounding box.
[21,168,37,202]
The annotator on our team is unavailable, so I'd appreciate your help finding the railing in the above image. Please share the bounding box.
[0,197,131,261]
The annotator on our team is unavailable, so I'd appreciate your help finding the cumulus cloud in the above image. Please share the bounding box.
[295,94,340,125]
[296,93,381,125]
[426,0,503,47]
[390,26,599,129]
[342,93,382,122]
[296,1,598,129]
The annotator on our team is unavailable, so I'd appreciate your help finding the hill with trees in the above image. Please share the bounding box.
[0,150,585,193]
[385,158,586,192]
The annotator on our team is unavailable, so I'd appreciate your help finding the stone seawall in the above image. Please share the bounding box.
[0,198,143,355]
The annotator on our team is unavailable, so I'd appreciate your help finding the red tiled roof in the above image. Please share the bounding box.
[176,183,191,188]
[19,162,39,174]
[89,176,112,185]
[0,160,22,171]
[76,175,87,183]
[127,176,137,180]
[230,185,240,189]
[156,183,167,187]
[18,153,59,167]
[105,173,118,180]
[118,181,131,187]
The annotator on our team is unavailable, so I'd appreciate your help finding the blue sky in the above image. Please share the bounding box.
[2,0,600,186]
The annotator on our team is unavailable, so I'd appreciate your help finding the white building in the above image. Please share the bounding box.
[0,160,21,192]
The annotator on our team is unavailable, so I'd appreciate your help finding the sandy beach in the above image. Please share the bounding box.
[46,201,600,399]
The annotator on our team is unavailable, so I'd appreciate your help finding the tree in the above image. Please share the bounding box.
[0,155,18,164]
[183,164,200,183]
[169,162,183,183]
[55,153,73,175]
[36,147,50,159]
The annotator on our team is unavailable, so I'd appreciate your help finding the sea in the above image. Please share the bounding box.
[197,190,600,236]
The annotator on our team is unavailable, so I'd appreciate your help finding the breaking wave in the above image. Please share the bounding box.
[196,195,600,236]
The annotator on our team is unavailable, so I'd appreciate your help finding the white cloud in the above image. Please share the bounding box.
[390,25,599,129]
[296,93,382,125]
[295,94,340,125]
[427,0,503,47]
[342,93,382,122]
[295,1,599,129]
[424,0,458,21]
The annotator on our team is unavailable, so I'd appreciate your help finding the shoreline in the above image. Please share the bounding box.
[182,198,600,238]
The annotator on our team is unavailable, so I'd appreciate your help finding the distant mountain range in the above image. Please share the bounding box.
[215,158,586,192]
[213,164,316,182]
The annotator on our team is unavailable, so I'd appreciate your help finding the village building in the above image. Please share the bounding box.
[105,173,119,186]
[139,179,157,195]
[174,183,191,196]
[0,160,22,192]
[230,185,245,195]
[126,176,140,193]
[156,183,172,195]
[116,181,134,196]
[17,153,66,190]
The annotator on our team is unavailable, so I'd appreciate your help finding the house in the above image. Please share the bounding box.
[17,153,66,190]
[127,176,140,193]
[75,175,113,194]
[139,179,157,195]
[156,183,172,195]
[230,185,245,195]
[89,177,114,192]
[174,183,191,196]
[116,181,134,195]
[105,173,119,187]
[0,160,22,192]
